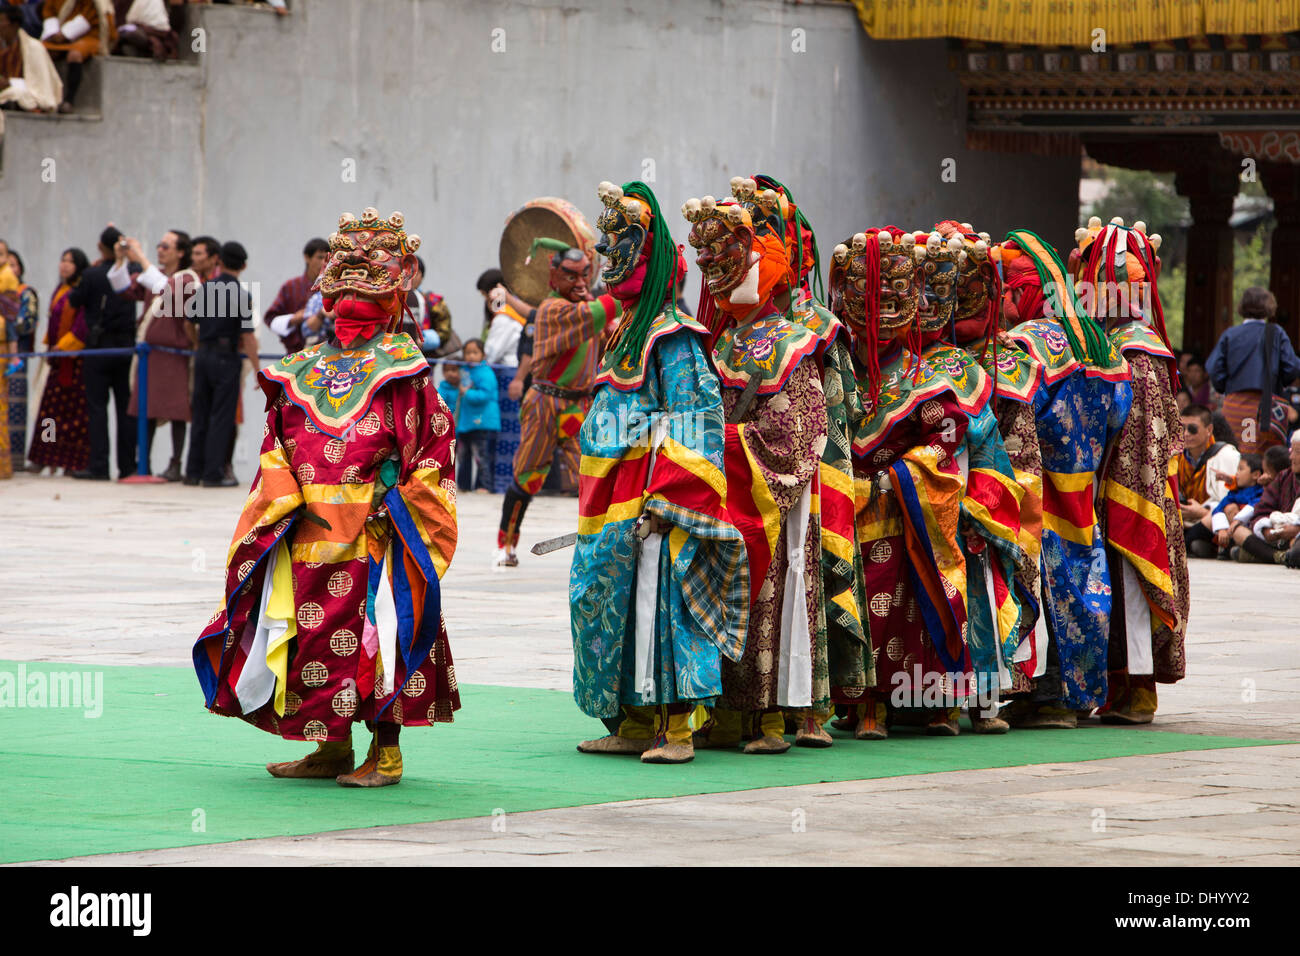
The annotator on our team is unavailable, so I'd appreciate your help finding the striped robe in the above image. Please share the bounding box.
[511,292,619,494]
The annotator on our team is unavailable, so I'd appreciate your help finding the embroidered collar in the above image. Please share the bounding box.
[260,332,427,438]
[595,307,709,392]
[713,312,820,395]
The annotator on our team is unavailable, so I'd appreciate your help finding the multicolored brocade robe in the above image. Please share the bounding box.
[920,343,1026,701]
[789,302,871,699]
[713,313,828,712]
[1007,320,1132,708]
[511,292,620,495]
[846,349,970,706]
[570,310,749,718]
[970,339,1045,695]
[193,332,460,741]
[1103,322,1188,685]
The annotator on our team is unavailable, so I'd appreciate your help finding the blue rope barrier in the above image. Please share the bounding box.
[8,344,519,370]
[135,345,149,475]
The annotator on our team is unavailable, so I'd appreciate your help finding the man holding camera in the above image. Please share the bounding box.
[70,225,139,480]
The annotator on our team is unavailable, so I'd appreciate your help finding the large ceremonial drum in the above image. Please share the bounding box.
[499,196,599,306]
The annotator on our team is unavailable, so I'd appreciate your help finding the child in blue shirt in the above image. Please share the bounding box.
[438,340,500,493]
[437,361,463,427]
[1206,453,1265,556]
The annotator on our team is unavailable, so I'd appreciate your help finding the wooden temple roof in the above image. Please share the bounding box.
[848,0,1300,46]
[846,2,1300,153]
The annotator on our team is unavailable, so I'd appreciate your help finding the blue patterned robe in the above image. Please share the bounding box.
[569,312,748,718]
[1009,320,1133,708]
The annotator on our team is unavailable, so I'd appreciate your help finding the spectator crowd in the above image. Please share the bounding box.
[1172,286,1300,567]
[0,224,532,497]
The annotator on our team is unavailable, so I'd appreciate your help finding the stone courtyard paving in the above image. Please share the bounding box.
[2,472,1297,866]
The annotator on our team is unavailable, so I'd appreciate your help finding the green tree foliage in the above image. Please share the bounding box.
[1161,260,1186,350]
[1082,166,1189,243]
[1160,228,1271,352]
[1232,225,1273,312]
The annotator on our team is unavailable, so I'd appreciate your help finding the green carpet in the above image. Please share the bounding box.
[0,661,1284,863]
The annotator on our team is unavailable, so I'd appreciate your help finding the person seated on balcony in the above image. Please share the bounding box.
[0,4,62,127]
[112,0,176,59]
[200,0,289,16]
[40,0,115,113]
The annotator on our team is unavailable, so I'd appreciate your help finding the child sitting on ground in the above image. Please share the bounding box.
[1224,443,1300,564]
[1200,453,1265,558]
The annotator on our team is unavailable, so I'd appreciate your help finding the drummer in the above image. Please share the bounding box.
[494,239,621,567]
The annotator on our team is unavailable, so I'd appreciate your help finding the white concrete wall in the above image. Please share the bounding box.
[2,0,1079,475]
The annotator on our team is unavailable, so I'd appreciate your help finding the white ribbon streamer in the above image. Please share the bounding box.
[234,542,286,712]
[777,481,814,708]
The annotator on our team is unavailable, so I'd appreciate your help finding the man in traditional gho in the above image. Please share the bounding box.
[729,174,867,745]
[911,229,1026,735]
[1071,216,1188,725]
[934,222,1045,709]
[193,208,460,788]
[991,231,1131,727]
[682,194,826,755]
[495,242,620,567]
[569,180,749,765]
[825,229,965,739]
[112,230,200,481]
[39,0,114,112]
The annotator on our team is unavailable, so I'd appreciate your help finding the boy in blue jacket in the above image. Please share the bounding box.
[1188,452,1265,558]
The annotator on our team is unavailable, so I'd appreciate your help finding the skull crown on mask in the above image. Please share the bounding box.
[595,182,651,286]
[830,230,922,348]
[316,208,420,305]
[913,231,965,335]
[681,196,757,299]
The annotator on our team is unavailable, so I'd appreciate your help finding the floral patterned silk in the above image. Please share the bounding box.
[1024,319,1133,707]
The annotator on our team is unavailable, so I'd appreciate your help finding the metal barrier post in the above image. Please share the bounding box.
[120,343,166,484]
